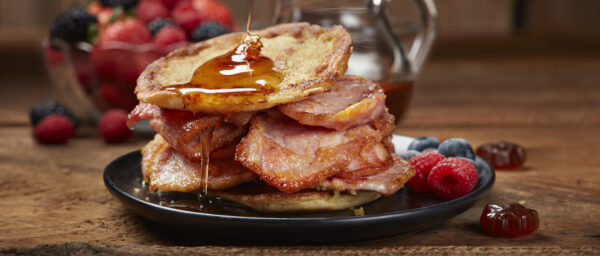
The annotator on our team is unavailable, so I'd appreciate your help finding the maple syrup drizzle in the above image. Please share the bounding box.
[161,0,282,108]
[160,0,278,206]
[199,124,214,195]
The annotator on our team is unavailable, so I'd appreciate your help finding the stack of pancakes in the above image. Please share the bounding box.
[129,23,415,213]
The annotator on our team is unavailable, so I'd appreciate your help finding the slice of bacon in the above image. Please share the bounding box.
[141,134,257,192]
[316,154,415,196]
[278,75,386,130]
[235,110,395,193]
[224,111,256,127]
[336,141,393,179]
[128,103,250,162]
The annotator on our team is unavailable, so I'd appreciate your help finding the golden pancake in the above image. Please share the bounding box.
[136,23,353,114]
[213,183,381,213]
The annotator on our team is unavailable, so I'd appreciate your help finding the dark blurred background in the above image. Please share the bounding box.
[1,0,599,119]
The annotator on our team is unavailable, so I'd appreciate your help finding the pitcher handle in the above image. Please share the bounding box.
[408,0,437,74]
[371,0,436,77]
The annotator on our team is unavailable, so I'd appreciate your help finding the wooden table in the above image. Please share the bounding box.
[1,50,599,255]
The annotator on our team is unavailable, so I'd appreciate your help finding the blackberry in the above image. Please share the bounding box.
[49,7,97,43]
[30,100,80,128]
[148,18,176,36]
[191,22,230,42]
[438,138,476,160]
[100,0,139,9]
[408,136,440,152]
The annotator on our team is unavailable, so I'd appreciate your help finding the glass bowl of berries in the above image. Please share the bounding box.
[43,0,236,121]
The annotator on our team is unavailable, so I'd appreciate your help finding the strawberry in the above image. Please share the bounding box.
[192,0,233,28]
[136,0,169,24]
[99,18,151,44]
[161,0,180,9]
[100,81,138,111]
[153,26,187,46]
[170,0,202,33]
[44,46,64,65]
[171,0,233,34]
[87,2,103,15]
[97,7,126,29]
[91,46,118,79]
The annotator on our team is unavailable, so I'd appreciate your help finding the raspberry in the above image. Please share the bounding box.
[407,152,445,193]
[99,18,151,44]
[34,115,75,144]
[438,138,476,160]
[427,157,478,199]
[190,21,230,42]
[98,110,133,143]
[153,26,187,46]
[408,136,440,152]
[30,100,79,128]
[148,18,176,35]
[136,0,169,24]
[49,7,97,43]
[481,203,539,238]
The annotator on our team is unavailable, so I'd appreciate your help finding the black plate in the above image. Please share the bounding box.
[104,144,494,243]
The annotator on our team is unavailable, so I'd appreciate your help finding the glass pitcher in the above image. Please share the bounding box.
[276,0,437,121]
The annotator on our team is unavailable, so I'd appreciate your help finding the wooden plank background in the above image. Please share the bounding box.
[1,0,600,45]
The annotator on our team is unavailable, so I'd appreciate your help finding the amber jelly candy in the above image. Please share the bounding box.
[480,203,539,238]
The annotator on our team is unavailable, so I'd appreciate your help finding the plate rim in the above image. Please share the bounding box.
[103,137,495,223]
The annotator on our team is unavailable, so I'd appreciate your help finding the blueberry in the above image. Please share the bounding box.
[422,148,438,153]
[408,136,440,152]
[148,18,176,36]
[30,100,80,128]
[397,150,420,161]
[460,157,491,174]
[191,22,230,42]
[438,138,475,160]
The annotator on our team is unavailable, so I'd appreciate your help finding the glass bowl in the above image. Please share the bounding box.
[42,38,187,122]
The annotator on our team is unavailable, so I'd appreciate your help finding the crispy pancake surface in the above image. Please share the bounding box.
[141,134,257,192]
[136,23,353,114]
[213,183,380,213]
[235,110,395,193]
[279,75,386,130]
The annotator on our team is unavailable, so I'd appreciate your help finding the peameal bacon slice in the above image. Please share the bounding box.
[316,154,415,196]
[141,134,257,192]
[129,103,252,162]
[278,75,386,131]
[235,110,395,193]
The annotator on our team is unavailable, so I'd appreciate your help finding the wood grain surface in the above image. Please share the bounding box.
[0,53,599,255]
